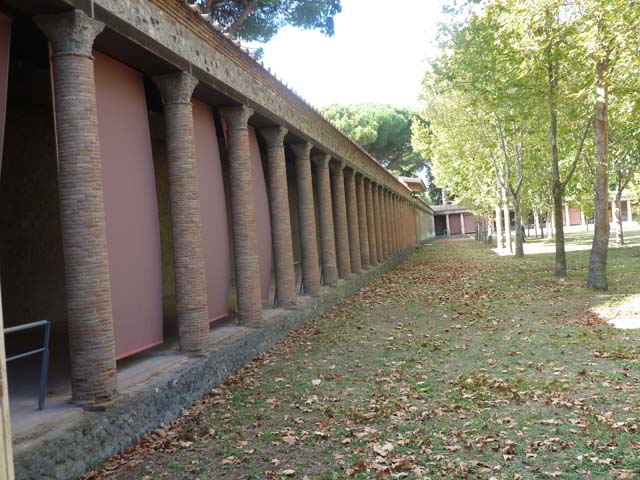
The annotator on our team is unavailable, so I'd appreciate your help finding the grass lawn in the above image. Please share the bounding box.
[83,229,640,479]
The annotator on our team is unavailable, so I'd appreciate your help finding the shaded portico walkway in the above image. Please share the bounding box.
[84,239,640,479]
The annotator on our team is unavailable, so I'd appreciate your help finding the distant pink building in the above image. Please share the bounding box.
[432,204,477,236]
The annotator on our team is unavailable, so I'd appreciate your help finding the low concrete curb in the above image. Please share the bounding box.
[14,248,415,480]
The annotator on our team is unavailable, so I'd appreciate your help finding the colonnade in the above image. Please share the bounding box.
[35,9,422,405]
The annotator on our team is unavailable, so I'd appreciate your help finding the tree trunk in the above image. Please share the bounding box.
[495,204,504,249]
[502,187,512,253]
[503,203,512,253]
[534,209,540,238]
[614,190,624,245]
[588,57,610,290]
[553,187,566,276]
[547,35,568,276]
[547,207,554,239]
[514,197,524,257]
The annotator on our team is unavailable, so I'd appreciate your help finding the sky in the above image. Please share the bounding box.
[254,0,449,110]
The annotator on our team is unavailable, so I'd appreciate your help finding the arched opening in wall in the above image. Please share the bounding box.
[0,16,69,429]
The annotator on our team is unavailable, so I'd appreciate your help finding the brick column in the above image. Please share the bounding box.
[410,204,415,244]
[355,174,370,269]
[394,196,401,251]
[219,106,262,325]
[399,200,404,248]
[260,126,296,308]
[312,154,338,286]
[373,183,383,261]
[365,179,378,266]
[153,72,210,352]
[36,10,116,404]
[389,193,398,253]
[410,205,415,244]
[379,187,389,258]
[344,168,362,273]
[331,161,351,279]
[405,203,410,246]
[400,200,404,248]
[291,142,321,295]
[383,191,392,254]
[414,206,420,244]
[400,198,405,248]
[396,197,401,250]
[396,196,404,251]
[404,202,409,247]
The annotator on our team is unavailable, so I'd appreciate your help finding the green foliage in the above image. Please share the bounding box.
[417,0,640,248]
[321,103,431,177]
[191,0,342,43]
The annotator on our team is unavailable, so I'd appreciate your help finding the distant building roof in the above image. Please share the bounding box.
[432,204,470,215]
[397,176,427,193]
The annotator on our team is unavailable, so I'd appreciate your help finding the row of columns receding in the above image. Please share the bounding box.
[35,9,421,405]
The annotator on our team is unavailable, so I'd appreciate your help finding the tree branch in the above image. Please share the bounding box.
[225,0,259,35]
[560,114,594,189]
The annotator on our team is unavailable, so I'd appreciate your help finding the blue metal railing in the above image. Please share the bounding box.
[4,320,50,410]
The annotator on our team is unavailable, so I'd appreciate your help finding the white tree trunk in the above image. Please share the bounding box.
[614,192,624,245]
[502,186,512,253]
[495,204,504,249]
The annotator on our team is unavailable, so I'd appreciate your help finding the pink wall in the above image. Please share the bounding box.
[568,207,581,226]
[0,14,11,174]
[94,52,163,359]
[192,99,231,321]
[449,214,462,235]
[248,127,273,302]
[463,213,476,233]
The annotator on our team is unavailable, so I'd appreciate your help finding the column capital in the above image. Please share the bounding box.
[290,142,313,162]
[153,72,198,106]
[219,105,254,129]
[260,126,287,147]
[330,159,346,175]
[35,9,104,57]
[363,177,372,186]
[344,167,356,180]
[312,153,331,169]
